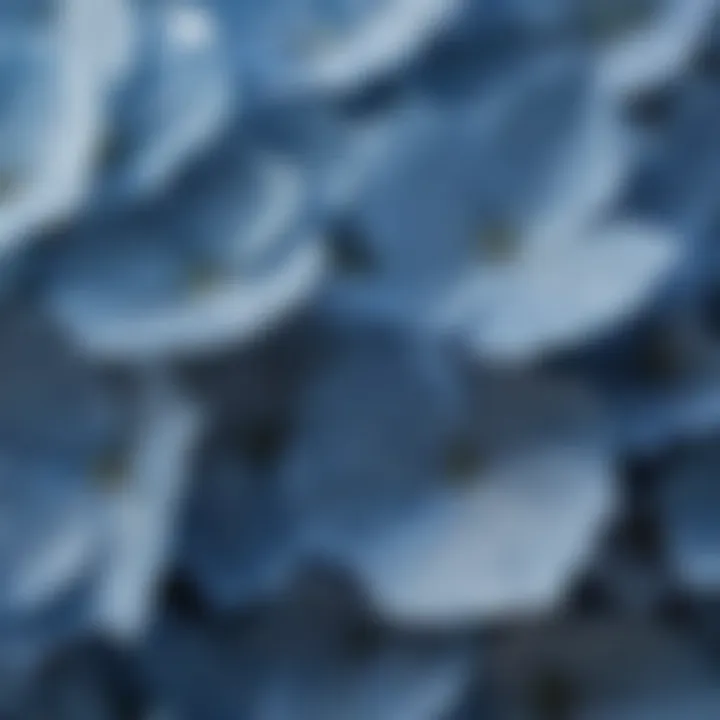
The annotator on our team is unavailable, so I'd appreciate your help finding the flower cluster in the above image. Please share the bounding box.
[2,0,720,717]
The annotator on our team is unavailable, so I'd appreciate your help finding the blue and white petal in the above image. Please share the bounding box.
[589,0,717,98]
[0,310,124,618]
[439,221,679,362]
[0,0,135,255]
[95,372,202,640]
[352,442,613,625]
[80,0,136,87]
[97,1,233,203]
[281,332,615,625]
[280,330,464,557]
[44,143,325,362]
[211,0,461,99]
[323,51,638,359]
[0,310,198,659]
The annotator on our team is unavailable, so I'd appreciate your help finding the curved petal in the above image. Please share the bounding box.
[54,238,325,362]
[324,51,632,330]
[441,221,680,361]
[281,329,611,624]
[101,2,233,201]
[0,311,150,646]
[0,0,125,253]
[215,0,461,99]
[598,0,716,97]
[286,0,462,95]
[45,149,325,362]
[96,373,202,640]
[352,444,614,625]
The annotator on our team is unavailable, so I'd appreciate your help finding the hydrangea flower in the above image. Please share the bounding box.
[42,129,326,362]
[322,51,678,361]
[0,307,199,685]
[279,326,616,624]
[2,0,719,712]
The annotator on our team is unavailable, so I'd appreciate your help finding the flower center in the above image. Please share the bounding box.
[186,261,223,297]
[95,127,132,173]
[328,219,376,276]
[89,444,131,492]
[444,436,486,486]
[475,220,519,265]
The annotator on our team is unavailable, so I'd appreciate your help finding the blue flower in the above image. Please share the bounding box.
[0,311,200,674]
[42,133,326,362]
[95,1,234,205]
[323,51,677,361]
[279,327,616,624]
